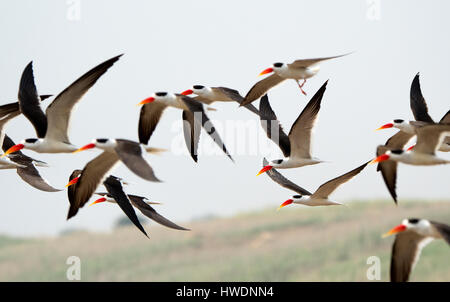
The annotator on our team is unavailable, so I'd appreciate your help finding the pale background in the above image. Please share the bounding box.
[0,0,449,237]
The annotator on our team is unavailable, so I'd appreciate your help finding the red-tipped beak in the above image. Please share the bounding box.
[278,199,293,210]
[382,224,406,238]
[65,177,80,188]
[90,197,107,206]
[256,165,273,176]
[407,145,415,151]
[259,67,274,76]
[137,97,155,106]
[2,144,24,157]
[370,154,390,164]
[73,143,96,154]
[181,89,193,96]
[375,123,394,131]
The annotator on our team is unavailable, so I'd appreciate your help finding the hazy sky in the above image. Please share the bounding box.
[0,0,449,237]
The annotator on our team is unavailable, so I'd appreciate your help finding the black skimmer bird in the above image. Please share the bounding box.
[376,73,450,152]
[180,85,259,115]
[240,53,349,106]
[383,218,450,282]
[372,124,450,203]
[2,134,60,192]
[137,92,233,162]
[70,175,189,237]
[262,158,369,207]
[92,192,189,231]
[66,139,164,219]
[2,54,122,156]
[372,124,450,166]
[256,81,328,176]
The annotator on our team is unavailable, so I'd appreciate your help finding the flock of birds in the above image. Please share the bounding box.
[1,53,449,282]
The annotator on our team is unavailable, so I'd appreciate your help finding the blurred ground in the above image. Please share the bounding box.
[0,200,449,282]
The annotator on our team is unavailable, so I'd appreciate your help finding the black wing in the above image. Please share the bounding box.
[18,62,48,138]
[410,73,434,123]
[103,176,148,238]
[182,110,201,162]
[263,158,312,195]
[114,139,162,182]
[181,96,234,162]
[259,94,291,157]
[128,195,190,231]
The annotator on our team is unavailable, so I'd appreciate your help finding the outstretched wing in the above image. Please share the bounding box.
[181,96,234,162]
[68,151,120,220]
[103,176,148,238]
[241,74,285,106]
[128,195,190,231]
[259,94,291,157]
[410,73,434,123]
[138,102,168,145]
[288,80,327,159]
[45,54,122,143]
[263,158,312,195]
[311,161,369,200]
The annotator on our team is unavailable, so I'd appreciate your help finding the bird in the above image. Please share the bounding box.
[180,85,259,115]
[65,138,164,219]
[2,134,60,192]
[376,73,450,152]
[240,53,349,106]
[383,218,450,282]
[261,158,369,207]
[67,175,189,237]
[2,54,122,156]
[256,81,328,176]
[137,92,233,162]
[91,192,190,231]
[372,124,450,166]
[372,124,450,203]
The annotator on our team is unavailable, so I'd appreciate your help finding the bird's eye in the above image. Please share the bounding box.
[391,149,404,155]
[96,138,109,143]
[25,138,38,143]
[273,63,283,68]
[408,218,419,224]
[293,195,302,199]
[274,159,283,164]
[155,92,168,97]
[393,119,404,123]
[193,85,204,90]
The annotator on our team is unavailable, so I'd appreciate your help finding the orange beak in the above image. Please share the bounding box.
[382,224,406,238]
[2,144,24,157]
[370,154,390,164]
[259,67,274,76]
[181,89,193,96]
[277,199,293,211]
[73,143,96,154]
[137,97,155,106]
[90,197,107,206]
[407,145,415,151]
[375,123,394,131]
[65,176,80,188]
[256,165,273,176]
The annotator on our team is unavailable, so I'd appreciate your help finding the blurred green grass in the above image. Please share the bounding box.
[0,200,449,281]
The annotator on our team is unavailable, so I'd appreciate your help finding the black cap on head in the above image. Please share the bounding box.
[293,195,302,199]
[25,138,38,143]
[391,149,404,155]
[193,85,204,89]
[393,119,404,123]
[408,218,420,224]
[273,62,283,68]
[155,92,168,97]
[96,138,109,143]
